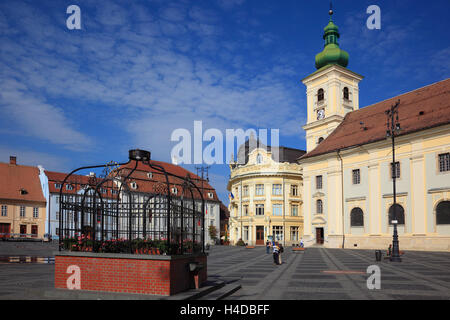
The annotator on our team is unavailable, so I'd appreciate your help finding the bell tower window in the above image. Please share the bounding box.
[343,87,349,100]
[317,88,324,102]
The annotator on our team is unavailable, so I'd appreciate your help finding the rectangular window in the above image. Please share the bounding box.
[391,162,400,179]
[352,169,361,184]
[273,226,283,241]
[291,185,298,196]
[273,204,283,216]
[439,153,450,172]
[291,205,298,216]
[243,185,249,197]
[290,227,299,242]
[316,175,323,189]
[272,184,282,195]
[255,204,264,216]
[243,205,248,216]
[243,226,249,241]
[20,206,26,218]
[1,205,7,217]
[55,183,61,189]
[66,184,73,191]
[255,184,264,196]
[33,207,39,218]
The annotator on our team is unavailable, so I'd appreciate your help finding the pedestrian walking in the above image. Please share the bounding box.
[278,243,284,265]
[273,242,280,265]
[300,238,304,248]
[266,240,271,254]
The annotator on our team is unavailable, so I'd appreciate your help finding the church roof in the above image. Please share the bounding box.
[300,78,450,160]
[315,8,349,69]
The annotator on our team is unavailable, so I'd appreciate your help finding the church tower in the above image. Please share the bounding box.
[302,6,363,153]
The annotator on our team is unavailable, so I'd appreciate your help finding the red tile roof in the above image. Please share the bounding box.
[45,160,220,202]
[300,78,450,160]
[46,170,120,199]
[0,162,46,204]
[118,160,220,202]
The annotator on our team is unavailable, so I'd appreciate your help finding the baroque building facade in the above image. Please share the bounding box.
[227,8,450,252]
[298,9,450,251]
[227,137,305,246]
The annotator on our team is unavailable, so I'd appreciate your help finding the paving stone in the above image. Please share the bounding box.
[283,291,350,300]
[288,281,342,289]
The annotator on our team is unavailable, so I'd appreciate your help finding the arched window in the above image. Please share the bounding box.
[343,87,349,100]
[350,207,364,227]
[317,88,324,102]
[388,204,405,225]
[318,137,324,144]
[316,199,323,214]
[436,201,450,224]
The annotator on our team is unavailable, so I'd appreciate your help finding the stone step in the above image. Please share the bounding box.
[200,279,241,300]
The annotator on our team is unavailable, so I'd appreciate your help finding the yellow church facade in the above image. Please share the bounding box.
[298,9,450,251]
[226,8,450,252]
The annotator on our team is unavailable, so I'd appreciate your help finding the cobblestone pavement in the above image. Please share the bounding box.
[0,242,449,300]
[207,246,450,300]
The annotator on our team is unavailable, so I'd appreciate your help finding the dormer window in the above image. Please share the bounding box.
[208,192,214,199]
[20,188,28,195]
[66,184,73,191]
[130,182,138,190]
[318,137,324,144]
[55,183,62,189]
[343,87,349,100]
[171,187,178,195]
[317,88,324,102]
[147,172,153,179]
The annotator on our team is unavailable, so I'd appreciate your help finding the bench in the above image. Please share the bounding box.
[292,247,305,252]
[246,246,255,249]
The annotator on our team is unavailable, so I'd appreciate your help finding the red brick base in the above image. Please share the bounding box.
[55,252,207,296]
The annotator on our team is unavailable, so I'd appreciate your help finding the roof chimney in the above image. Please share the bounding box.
[10,156,17,165]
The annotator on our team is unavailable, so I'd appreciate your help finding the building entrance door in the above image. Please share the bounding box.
[20,225,27,236]
[316,228,324,244]
[31,225,38,238]
[0,223,11,238]
[256,226,264,245]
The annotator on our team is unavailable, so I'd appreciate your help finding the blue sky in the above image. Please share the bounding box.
[1,0,449,204]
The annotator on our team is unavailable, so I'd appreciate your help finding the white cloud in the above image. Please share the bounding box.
[0,0,306,162]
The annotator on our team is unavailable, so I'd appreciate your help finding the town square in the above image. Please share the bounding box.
[0,0,449,310]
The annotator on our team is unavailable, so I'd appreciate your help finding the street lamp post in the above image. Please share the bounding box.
[385,100,402,262]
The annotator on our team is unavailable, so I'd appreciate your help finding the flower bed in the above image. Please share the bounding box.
[61,235,202,255]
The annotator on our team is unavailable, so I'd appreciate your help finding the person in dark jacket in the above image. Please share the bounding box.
[273,242,280,265]
[266,240,271,254]
[278,243,284,264]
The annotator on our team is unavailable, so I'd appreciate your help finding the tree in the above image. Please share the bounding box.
[208,225,218,242]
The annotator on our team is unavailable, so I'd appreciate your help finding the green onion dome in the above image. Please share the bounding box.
[315,9,349,69]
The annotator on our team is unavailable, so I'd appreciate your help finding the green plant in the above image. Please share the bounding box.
[208,225,218,241]
[236,238,245,246]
